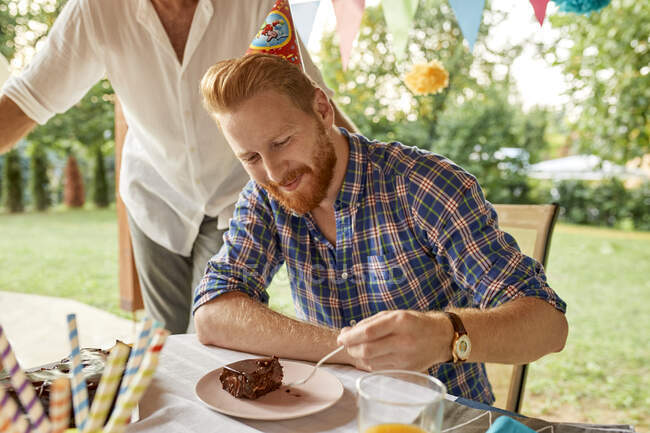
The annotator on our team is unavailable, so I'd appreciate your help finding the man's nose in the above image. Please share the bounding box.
[264,156,287,184]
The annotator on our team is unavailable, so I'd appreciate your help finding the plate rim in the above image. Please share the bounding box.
[194,359,344,421]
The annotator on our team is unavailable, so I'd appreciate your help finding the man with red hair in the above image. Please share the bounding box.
[194,53,568,404]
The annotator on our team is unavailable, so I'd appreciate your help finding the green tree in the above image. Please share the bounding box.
[543,0,649,162]
[27,80,115,204]
[2,148,23,212]
[318,0,543,203]
[91,145,109,207]
[28,143,50,210]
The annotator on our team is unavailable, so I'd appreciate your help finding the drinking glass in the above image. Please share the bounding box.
[356,370,446,433]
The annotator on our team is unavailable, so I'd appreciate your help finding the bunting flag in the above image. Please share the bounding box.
[291,0,321,45]
[448,0,485,52]
[381,0,419,59]
[332,0,365,70]
[246,0,303,69]
[529,0,550,25]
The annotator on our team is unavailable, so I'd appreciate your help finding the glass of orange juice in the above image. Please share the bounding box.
[356,370,446,433]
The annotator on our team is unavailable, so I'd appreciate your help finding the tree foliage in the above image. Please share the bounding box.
[318,0,544,203]
[28,143,50,210]
[543,0,649,162]
[1,149,23,212]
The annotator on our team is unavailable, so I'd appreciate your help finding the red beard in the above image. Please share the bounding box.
[261,123,337,214]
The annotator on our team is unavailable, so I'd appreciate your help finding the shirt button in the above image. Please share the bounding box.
[341,271,349,280]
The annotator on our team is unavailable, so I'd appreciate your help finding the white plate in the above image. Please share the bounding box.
[194,359,344,420]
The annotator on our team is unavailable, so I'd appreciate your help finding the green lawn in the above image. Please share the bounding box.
[1,209,648,431]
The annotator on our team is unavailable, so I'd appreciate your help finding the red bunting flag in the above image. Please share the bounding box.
[529,0,550,26]
[246,0,303,70]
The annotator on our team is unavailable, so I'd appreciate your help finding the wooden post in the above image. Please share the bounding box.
[115,98,143,312]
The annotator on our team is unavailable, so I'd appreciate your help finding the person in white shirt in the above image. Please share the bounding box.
[0,0,355,334]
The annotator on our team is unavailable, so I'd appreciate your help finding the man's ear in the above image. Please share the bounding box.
[312,88,333,126]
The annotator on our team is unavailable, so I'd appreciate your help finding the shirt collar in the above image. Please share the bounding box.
[334,128,368,211]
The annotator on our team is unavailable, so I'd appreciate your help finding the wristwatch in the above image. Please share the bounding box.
[445,311,471,363]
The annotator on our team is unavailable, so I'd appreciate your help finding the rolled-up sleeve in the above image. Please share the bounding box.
[1,0,104,124]
[410,160,566,313]
[193,181,284,313]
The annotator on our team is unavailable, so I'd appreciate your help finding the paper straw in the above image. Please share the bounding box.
[0,385,31,433]
[49,378,71,433]
[104,329,169,433]
[0,324,49,433]
[116,318,153,397]
[83,342,130,433]
[66,314,89,431]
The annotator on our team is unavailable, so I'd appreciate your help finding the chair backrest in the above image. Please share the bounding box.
[486,203,559,414]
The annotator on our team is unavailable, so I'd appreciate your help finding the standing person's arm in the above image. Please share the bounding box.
[0,94,36,154]
[298,34,358,133]
[332,102,358,133]
[1,0,105,151]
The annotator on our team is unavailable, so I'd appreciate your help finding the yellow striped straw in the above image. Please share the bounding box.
[117,318,153,396]
[103,329,169,433]
[50,378,72,433]
[66,314,89,431]
[0,385,30,433]
[83,342,130,433]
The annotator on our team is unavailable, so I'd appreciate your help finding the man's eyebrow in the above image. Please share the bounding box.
[236,151,255,159]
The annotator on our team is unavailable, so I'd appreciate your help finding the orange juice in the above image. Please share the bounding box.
[364,424,428,433]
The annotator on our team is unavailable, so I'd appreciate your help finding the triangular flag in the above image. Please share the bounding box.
[247,0,303,69]
[381,0,419,59]
[291,0,321,45]
[332,0,365,70]
[529,0,550,26]
[448,0,485,52]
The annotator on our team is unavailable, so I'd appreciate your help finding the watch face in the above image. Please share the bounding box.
[454,334,472,360]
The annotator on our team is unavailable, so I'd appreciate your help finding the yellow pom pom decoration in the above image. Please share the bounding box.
[404,60,449,95]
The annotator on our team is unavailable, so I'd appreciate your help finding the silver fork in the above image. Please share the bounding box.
[284,345,346,387]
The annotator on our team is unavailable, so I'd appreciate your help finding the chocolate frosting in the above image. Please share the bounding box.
[219,356,283,399]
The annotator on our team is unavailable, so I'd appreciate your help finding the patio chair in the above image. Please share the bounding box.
[486,203,560,414]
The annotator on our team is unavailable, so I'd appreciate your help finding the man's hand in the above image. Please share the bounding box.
[336,310,453,372]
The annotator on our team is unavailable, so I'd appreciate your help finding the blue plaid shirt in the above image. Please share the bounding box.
[194,128,567,404]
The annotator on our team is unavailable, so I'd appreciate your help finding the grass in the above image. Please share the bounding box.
[1,209,648,431]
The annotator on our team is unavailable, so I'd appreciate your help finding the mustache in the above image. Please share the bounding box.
[265,166,311,189]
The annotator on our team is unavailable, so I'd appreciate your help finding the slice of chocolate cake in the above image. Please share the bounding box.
[219,356,283,399]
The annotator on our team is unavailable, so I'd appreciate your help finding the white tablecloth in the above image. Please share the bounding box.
[125,334,456,433]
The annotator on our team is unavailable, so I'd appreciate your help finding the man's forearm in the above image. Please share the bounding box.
[449,297,568,365]
[0,94,36,154]
[194,291,350,363]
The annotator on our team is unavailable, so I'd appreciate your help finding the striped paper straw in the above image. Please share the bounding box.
[0,324,49,433]
[104,329,169,433]
[116,318,153,397]
[66,314,89,431]
[49,378,71,433]
[83,342,130,433]
[0,384,31,433]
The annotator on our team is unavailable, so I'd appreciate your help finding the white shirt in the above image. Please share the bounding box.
[2,0,332,256]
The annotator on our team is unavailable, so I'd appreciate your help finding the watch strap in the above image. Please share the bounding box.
[445,311,467,336]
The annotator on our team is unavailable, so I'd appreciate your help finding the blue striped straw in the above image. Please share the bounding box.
[67,314,89,431]
[116,318,154,398]
[0,384,32,433]
[0,324,49,433]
